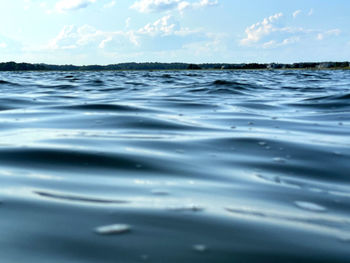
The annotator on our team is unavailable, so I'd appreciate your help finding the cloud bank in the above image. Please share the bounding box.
[130,0,218,13]
[55,0,96,12]
[240,12,341,49]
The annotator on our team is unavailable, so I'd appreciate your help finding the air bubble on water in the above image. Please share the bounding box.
[255,174,281,184]
[274,176,281,183]
[255,173,263,179]
[294,201,326,212]
[258,142,267,146]
[94,224,131,235]
[273,157,286,163]
[225,207,266,217]
[168,204,204,212]
[151,189,170,196]
[193,244,207,252]
[265,146,271,150]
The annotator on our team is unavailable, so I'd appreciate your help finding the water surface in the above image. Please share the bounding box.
[0,70,350,262]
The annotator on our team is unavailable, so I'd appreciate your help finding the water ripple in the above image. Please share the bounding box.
[0,70,349,262]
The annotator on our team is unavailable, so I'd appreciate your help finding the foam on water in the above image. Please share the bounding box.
[295,201,327,212]
[94,224,131,235]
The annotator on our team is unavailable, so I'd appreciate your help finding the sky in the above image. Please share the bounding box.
[0,0,349,65]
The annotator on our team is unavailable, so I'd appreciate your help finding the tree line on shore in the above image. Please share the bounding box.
[0,61,349,71]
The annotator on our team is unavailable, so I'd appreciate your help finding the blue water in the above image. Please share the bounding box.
[0,70,350,262]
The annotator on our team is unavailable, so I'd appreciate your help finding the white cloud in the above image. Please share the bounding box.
[137,15,201,37]
[45,24,140,51]
[263,36,300,48]
[281,36,300,45]
[240,13,326,49]
[45,15,204,52]
[103,1,116,8]
[240,13,343,49]
[292,10,301,18]
[47,25,78,49]
[308,8,314,16]
[0,42,7,48]
[317,29,341,40]
[55,0,96,12]
[98,36,113,48]
[130,0,218,13]
[240,13,283,46]
[177,1,190,11]
[194,0,218,7]
[138,15,177,36]
[261,40,276,49]
[25,13,213,61]
[131,0,179,13]
[181,0,218,11]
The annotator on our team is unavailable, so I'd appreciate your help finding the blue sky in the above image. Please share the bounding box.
[0,0,349,65]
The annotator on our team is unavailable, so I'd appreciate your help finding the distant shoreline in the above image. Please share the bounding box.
[0,61,349,71]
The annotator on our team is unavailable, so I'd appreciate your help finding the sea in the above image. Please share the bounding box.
[0,70,349,262]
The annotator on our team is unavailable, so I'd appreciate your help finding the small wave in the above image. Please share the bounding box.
[305,93,350,102]
[89,79,104,86]
[162,74,172,78]
[204,80,263,95]
[34,190,129,204]
[63,75,75,79]
[45,84,76,90]
[211,79,263,89]
[211,80,249,89]
[56,75,80,81]
[208,87,245,95]
[1,70,350,263]
[52,103,150,112]
[125,81,148,86]
[0,80,18,86]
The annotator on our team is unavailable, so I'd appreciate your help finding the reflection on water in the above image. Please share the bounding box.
[0,70,350,262]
